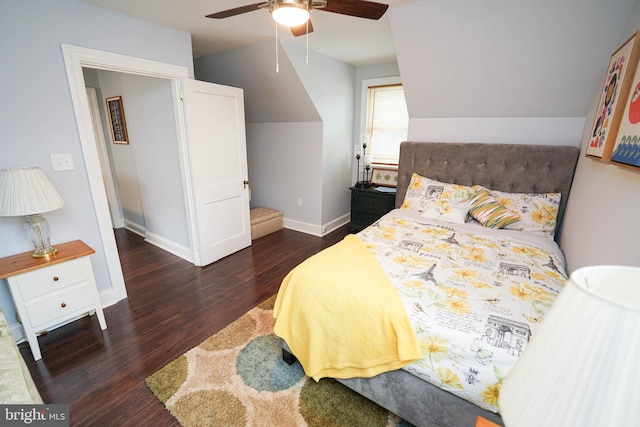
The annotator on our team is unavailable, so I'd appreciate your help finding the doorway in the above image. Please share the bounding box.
[63,45,194,308]
[63,44,251,309]
[84,70,192,261]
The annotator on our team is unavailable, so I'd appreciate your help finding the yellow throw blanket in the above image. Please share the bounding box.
[273,234,423,381]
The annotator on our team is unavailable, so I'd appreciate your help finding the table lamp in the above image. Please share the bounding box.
[499,265,640,427]
[0,167,65,258]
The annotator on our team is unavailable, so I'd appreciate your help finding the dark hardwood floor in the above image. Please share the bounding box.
[20,225,350,426]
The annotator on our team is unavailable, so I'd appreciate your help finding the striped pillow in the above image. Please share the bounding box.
[468,188,521,229]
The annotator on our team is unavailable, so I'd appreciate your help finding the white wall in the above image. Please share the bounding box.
[390,0,635,146]
[0,0,193,329]
[561,3,640,271]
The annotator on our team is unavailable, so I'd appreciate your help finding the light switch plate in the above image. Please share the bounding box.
[51,153,75,171]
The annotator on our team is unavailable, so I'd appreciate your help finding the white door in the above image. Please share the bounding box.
[181,79,251,266]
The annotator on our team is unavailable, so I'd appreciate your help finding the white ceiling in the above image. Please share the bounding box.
[78,0,415,66]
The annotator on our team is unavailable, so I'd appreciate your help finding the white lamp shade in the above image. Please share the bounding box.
[0,167,65,216]
[499,265,640,427]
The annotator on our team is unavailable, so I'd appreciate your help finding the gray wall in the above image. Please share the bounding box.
[389,0,639,272]
[390,0,634,145]
[281,42,355,228]
[195,40,356,234]
[561,3,640,271]
[0,0,193,327]
[94,70,189,249]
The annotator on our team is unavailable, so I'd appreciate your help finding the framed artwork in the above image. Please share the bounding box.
[586,31,640,162]
[106,96,129,144]
[610,47,640,170]
[371,165,398,187]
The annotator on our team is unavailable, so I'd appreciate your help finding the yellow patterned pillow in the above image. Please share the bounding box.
[468,188,521,229]
[401,174,477,223]
[490,189,561,239]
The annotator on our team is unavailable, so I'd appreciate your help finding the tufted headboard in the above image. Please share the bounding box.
[395,142,580,238]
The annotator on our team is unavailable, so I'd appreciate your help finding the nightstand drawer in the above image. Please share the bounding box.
[14,257,91,300]
[349,186,397,232]
[25,282,94,328]
[352,193,392,214]
[353,209,386,226]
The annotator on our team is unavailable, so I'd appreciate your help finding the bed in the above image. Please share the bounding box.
[275,141,580,427]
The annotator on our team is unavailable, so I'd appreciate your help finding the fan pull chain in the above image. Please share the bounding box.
[306,19,309,66]
[275,22,279,73]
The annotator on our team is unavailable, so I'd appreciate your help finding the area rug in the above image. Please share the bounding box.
[146,295,411,427]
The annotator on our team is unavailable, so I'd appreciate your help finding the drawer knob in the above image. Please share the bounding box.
[53,276,59,282]
[61,303,67,308]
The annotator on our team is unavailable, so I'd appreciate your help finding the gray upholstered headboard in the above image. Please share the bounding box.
[395,142,580,238]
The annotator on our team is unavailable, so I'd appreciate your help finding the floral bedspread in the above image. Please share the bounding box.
[356,209,568,413]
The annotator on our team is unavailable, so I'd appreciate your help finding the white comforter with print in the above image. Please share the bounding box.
[356,209,568,413]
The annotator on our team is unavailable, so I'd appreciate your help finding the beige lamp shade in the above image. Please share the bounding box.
[0,167,65,216]
[0,167,65,258]
[499,265,640,427]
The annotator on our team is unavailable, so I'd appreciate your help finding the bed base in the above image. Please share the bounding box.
[282,343,503,427]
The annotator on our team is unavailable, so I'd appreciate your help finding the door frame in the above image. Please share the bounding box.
[62,44,197,307]
[86,87,123,229]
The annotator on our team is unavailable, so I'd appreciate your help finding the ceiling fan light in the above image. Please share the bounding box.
[271,3,310,27]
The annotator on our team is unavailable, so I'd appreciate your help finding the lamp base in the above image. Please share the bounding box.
[32,246,58,259]
[25,214,58,259]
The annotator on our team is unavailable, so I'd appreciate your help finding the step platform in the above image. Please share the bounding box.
[250,207,283,240]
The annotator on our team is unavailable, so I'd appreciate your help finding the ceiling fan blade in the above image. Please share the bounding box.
[291,20,314,37]
[322,0,388,20]
[206,2,266,19]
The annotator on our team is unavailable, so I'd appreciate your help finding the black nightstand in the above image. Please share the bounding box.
[349,186,397,232]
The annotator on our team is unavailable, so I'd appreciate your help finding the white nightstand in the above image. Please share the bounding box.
[0,240,107,361]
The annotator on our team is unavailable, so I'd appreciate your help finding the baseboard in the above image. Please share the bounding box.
[283,213,350,237]
[144,230,192,263]
[122,219,193,263]
[122,219,146,237]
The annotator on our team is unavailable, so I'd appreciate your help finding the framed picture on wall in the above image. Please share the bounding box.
[371,165,399,187]
[106,96,130,145]
[610,53,640,170]
[586,31,640,162]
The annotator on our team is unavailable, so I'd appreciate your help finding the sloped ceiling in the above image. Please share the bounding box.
[194,40,321,123]
[390,0,637,119]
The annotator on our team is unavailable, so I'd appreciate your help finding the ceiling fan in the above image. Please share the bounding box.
[206,0,389,37]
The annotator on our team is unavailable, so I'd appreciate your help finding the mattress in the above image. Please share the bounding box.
[356,209,568,413]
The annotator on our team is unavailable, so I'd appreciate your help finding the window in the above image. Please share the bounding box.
[364,83,408,165]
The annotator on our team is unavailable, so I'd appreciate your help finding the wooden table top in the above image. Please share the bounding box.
[0,240,95,279]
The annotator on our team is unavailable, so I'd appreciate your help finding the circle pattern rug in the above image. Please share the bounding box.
[146,296,412,427]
